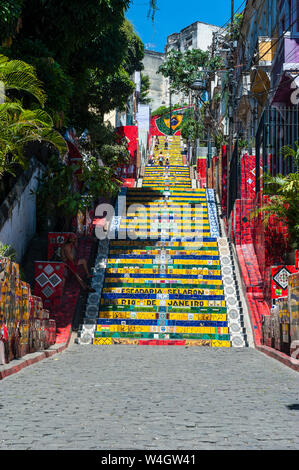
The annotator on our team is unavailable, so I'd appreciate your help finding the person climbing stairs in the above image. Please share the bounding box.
[77,135,246,347]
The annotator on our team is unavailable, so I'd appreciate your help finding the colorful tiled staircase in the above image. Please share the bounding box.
[77,136,247,347]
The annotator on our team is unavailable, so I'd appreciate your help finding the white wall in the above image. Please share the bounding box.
[0,162,42,262]
[142,50,168,110]
[196,23,221,51]
[103,109,116,127]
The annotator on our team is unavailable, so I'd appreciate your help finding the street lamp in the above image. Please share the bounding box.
[190,77,206,92]
[190,67,208,93]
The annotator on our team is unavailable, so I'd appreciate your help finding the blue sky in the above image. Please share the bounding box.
[126,0,246,52]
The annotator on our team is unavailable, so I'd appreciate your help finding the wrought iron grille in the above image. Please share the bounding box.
[255,106,299,192]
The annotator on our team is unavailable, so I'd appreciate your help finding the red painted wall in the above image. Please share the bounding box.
[115,125,138,179]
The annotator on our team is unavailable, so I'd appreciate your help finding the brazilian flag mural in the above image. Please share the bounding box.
[151,106,194,136]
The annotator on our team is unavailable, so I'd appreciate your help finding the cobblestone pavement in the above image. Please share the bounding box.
[0,344,299,450]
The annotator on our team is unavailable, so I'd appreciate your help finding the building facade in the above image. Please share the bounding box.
[142,50,168,111]
[208,0,299,208]
[199,1,299,345]
[141,22,222,114]
[165,21,221,54]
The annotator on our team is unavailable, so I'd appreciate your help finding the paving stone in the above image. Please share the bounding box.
[1,344,299,449]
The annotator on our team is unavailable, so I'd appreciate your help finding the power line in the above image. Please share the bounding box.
[208,4,299,112]
[216,3,297,73]
[238,72,299,99]
[234,13,299,100]
[216,0,247,33]
[284,38,299,63]
[236,5,298,71]
[235,29,299,98]
[251,19,297,67]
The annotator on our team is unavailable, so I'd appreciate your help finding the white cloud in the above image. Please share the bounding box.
[145,42,156,49]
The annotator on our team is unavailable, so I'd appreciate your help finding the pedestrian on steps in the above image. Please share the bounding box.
[148,155,155,166]
[60,234,95,292]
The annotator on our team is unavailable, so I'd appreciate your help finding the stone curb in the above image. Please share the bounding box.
[256,344,299,373]
[0,328,73,380]
[0,345,63,380]
[0,234,96,379]
[233,244,299,372]
[233,245,299,372]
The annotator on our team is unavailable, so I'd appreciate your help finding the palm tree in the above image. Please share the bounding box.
[280,141,299,169]
[0,101,67,176]
[0,54,67,176]
[0,54,46,106]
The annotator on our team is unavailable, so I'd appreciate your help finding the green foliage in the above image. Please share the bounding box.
[100,144,130,169]
[151,105,169,117]
[121,19,145,75]
[213,132,227,153]
[213,92,221,103]
[0,53,46,106]
[31,58,73,125]
[0,0,23,43]
[180,117,204,142]
[158,49,223,95]
[221,13,244,42]
[88,67,135,117]
[79,155,123,203]
[258,172,299,249]
[18,0,130,67]
[34,154,79,230]
[82,19,144,120]
[3,2,142,127]
[253,144,299,249]
[237,139,249,158]
[34,150,123,231]
[280,141,299,168]
[151,103,184,117]
[0,2,144,229]
[6,39,74,122]
[140,73,151,105]
[0,0,146,236]
[0,101,67,177]
[0,241,16,260]
[84,116,118,151]
[0,54,67,177]
[230,13,244,41]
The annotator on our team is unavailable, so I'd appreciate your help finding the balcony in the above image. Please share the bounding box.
[271,34,299,105]
[250,38,275,107]
[257,37,277,67]
[272,34,299,89]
